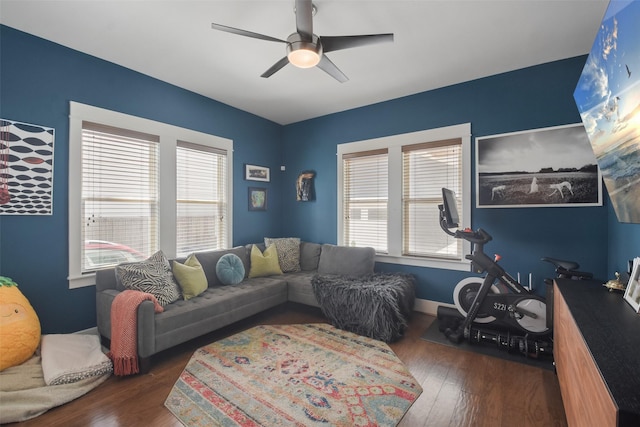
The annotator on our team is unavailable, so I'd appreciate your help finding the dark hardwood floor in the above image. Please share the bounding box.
[9,304,567,426]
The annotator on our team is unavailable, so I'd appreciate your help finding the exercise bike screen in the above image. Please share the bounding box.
[442,188,460,228]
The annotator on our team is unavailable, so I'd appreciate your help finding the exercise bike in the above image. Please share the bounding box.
[436,188,590,358]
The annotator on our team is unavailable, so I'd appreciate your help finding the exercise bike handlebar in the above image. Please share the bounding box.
[440,205,506,275]
[454,228,492,245]
[439,208,492,246]
[439,203,493,245]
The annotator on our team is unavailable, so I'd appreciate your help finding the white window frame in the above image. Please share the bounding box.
[68,102,233,288]
[176,141,229,257]
[337,123,471,271]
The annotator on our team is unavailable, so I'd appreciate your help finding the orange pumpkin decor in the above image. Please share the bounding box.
[0,276,41,371]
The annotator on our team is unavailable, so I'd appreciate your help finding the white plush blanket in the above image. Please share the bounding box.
[41,334,112,385]
[0,334,112,423]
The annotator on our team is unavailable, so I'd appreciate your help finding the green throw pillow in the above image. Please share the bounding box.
[172,254,208,300]
[248,245,283,278]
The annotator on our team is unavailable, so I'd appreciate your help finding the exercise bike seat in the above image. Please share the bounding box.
[541,257,593,280]
[541,257,580,271]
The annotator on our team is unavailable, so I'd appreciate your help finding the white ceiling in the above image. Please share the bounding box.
[0,0,609,125]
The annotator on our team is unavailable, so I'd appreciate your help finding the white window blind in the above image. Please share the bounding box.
[176,141,228,257]
[81,122,158,272]
[342,149,388,252]
[403,139,462,260]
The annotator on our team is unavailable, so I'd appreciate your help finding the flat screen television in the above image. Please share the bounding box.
[441,188,459,228]
[574,0,640,223]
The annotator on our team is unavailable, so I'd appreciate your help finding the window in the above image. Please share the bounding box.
[342,149,388,252]
[81,123,159,272]
[337,123,471,271]
[176,142,228,257]
[403,139,462,260]
[69,102,233,288]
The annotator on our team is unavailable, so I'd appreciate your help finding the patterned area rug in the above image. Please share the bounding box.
[165,323,422,426]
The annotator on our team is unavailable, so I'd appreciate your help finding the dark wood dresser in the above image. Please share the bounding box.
[554,279,640,427]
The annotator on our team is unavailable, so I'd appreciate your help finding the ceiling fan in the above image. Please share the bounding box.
[211,0,393,82]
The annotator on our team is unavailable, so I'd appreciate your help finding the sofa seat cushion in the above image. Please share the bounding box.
[154,278,287,335]
[284,271,319,307]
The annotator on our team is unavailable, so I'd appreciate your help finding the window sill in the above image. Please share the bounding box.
[68,273,96,289]
[375,253,471,272]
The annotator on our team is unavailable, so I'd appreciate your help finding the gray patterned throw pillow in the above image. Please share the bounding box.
[116,250,182,306]
[264,237,301,273]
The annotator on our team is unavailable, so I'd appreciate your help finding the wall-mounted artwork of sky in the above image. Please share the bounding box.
[574,0,640,223]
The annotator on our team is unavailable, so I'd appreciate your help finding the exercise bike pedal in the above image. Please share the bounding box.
[437,306,468,343]
[444,327,464,344]
[437,306,464,328]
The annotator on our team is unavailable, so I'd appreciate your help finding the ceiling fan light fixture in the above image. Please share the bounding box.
[286,33,322,68]
[288,48,320,68]
[211,3,393,82]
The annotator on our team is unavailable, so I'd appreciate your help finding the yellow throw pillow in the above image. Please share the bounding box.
[248,245,283,278]
[172,254,208,300]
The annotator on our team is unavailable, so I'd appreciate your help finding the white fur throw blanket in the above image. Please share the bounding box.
[311,273,415,342]
[41,334,112,385]
[0,334,112,423]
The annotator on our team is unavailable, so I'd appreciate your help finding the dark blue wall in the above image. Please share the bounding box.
[281,57,610,304]
[2,25,637,334]
[0,26,283,333]
[608,195,640,278]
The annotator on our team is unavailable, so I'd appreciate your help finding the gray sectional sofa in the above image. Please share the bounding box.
[95,242,376,369]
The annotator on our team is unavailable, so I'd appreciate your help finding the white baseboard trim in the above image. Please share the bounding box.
[413,298,455,316]
[75,326,98,335]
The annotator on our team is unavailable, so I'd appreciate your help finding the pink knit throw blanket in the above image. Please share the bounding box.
[108,290,163,376]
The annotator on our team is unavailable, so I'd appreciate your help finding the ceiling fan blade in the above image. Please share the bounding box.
[295,0,314,41]
[321,34,394,53]
[211,22,286,43]
[317,54,348,83]
[261,57,290,78]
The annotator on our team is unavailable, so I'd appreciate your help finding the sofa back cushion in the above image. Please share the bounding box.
[317,244,375,276]
[300,242,322,271]
[192,246,249,287]
[96,268,118,292]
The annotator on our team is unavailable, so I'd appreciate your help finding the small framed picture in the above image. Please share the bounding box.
[248,187,267,211]
[245,164,270,182]
[623,257,640,313]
